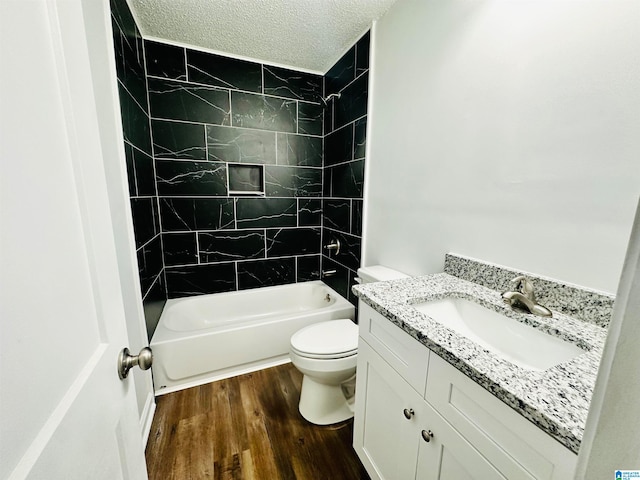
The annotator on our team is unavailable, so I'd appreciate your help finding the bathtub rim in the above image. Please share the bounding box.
[151,280,353,344]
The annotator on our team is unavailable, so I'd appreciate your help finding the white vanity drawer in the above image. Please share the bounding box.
[425,354,577,480]
[358,301,430,394]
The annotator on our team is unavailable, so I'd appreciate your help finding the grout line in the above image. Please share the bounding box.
[163,252,322,270]
[141,270,164,302]
[146,74,322,105]
[147,116,323,138]
[195,231,201,264]
[184,48,189,82]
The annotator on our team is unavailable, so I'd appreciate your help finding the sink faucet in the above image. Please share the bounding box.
[502,276,552,317]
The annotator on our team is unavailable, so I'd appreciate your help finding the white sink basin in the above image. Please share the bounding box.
[412,298,585,371]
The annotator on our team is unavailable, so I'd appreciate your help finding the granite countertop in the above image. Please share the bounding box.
[352,271,609,454]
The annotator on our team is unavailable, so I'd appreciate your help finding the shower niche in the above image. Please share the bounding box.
[228,164,265,196]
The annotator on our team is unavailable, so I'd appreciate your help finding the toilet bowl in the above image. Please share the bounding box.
[290,265,409,425]
[290,319,358,425]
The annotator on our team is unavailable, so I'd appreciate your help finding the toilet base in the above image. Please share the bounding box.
[298,375,355,425]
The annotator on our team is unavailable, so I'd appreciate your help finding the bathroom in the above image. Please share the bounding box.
[2,0,639,479]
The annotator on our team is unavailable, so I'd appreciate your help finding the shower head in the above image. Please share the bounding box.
[319,93,341,108]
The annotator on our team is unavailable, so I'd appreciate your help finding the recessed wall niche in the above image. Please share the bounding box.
[228,164,265,195]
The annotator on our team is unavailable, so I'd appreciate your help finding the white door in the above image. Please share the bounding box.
[0,0,148,478]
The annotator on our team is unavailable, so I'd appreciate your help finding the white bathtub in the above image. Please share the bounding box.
[150,281,355,395]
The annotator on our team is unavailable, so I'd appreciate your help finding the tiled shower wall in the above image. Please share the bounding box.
[111,0,166,340]
[321,33,370,304]
[111,0,370,338]
[144,41,325,297]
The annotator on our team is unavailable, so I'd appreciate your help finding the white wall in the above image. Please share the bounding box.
[364,0,640,293]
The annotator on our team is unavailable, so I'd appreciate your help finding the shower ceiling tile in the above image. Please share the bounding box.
[127,0,398,73]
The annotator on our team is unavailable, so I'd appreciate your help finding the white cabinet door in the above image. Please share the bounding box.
[1,0,148,478]
[354,340,424,480]
[415,403,506,480]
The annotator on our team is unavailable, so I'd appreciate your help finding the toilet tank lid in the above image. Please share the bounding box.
[356,265,409,283]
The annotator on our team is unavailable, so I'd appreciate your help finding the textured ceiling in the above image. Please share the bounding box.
[128,0,398,74]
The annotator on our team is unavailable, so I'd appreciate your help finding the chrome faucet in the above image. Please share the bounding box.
[502,276,552,317]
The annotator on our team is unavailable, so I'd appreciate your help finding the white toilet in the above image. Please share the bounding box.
[289,265,408,425]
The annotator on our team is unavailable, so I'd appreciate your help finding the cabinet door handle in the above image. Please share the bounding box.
[403,408,415,419]
[421,429,434,442]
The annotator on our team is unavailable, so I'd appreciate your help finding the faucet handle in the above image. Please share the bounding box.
[511,276,535,300]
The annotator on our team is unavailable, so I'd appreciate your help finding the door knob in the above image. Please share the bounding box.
[117,347,153,380]
[403,408,415,419]
[421,429,434,442]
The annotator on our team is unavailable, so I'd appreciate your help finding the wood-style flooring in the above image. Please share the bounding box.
[146,363,370,480]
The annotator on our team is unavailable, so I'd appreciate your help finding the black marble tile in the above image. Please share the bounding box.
[152,120,206,160]
[276,134,322,167]
[187,50,261,92]
[298,199,322,226]
[166,263,236,298]
[110,0,137,52]
[320,256,350,300]
[265,166,322,197]
[263,66,322,102]
[111,19,125,83]
[124,144,136,197]
[298,102,324,136]
[160,198,235,231]
[325,124,354,166]
[323,101,334,135]
[325,46,356,96]
[152,195,161,236]
[356,31,370,76]
[143,275,166,341]
[236,198,297,228]
[162,232,198,266]
[121,30,147,112]
[335,72,368,129]
[351,200,363,237]
[323,168,332,197]
[266,228,321,257]
[323,199,351,232]
[137,235,163,294]
[297,255,321,282]
[130,198,157,248]
[231,92,297,133]
[323,228,362,271]
[354,117,367,160]
[144,40,186,80]
[330,159,364,198]
[228,164,264,194]
[148,78,230,125]
[207,125,276,163]
[133,148,156,196]
[156,160,227,196]
[118,84,152,155]
[237,258,295,290]
[199,230,265,263]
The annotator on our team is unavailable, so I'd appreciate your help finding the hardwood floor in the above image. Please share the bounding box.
[146,363,371,480]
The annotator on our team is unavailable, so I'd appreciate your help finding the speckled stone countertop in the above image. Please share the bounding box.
[352,256,612,454]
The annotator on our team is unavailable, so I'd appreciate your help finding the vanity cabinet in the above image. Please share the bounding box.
[353,303,577,480]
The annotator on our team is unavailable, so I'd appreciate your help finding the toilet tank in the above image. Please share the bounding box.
[356,265,409,284]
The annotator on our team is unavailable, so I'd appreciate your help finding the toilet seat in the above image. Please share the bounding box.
[290,319,358,359]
